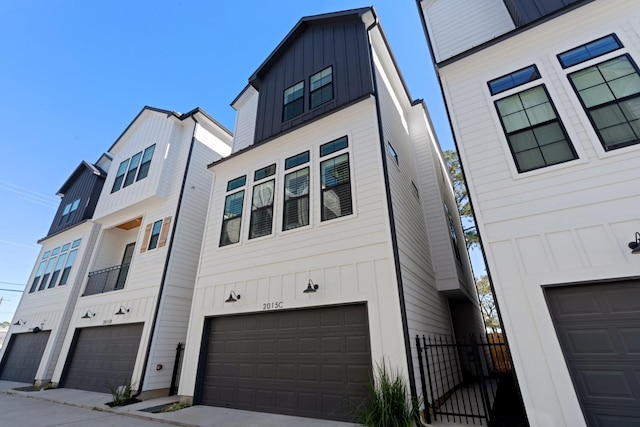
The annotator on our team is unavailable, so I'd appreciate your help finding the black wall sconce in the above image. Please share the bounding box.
[13,319,26,326]
[629,232,640,254]
[225,291,241,303]
[304,279,319,293]
[81,310,96,319]
[115,306,130,315]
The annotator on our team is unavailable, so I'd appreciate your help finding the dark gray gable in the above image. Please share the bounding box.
[250,8,375,144]
[503,0,589,27]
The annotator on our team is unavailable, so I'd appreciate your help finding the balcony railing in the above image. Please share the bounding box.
[83,263,130,296]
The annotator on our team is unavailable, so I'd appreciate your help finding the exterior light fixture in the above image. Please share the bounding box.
[115,306,130,315]
[304,280,319,293]
[81,310,96,319]
[13,319,26,326]
[629,232,640,254]
[225,291,241,303]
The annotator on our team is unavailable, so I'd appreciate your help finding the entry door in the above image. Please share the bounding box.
[115,242,135,290]
[546,281,640,426]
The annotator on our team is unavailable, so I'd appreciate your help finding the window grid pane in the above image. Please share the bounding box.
[488,65,541,95]
[320,136,348,157]
[321,153,352,221]
[283,168,310,231]
[111,159,129,192]
[283,82,304,121]
[285,151,309,170]
[220,191,244,246]
[249,180,275,239]
[558,34,622,68]
[123,152,142,188]
[310,67,333,109]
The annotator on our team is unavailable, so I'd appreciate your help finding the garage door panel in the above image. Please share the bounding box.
[547,282,640,425]
[198,304,371,421]
[0,331,50,383]
[62,323,143,393]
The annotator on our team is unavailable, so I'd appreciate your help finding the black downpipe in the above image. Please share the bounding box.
[132,119,199,399]
[365,15,422,427]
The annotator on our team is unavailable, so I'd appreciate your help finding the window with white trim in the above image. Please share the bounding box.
[283,151,310,231]
[249,164,276,239]
[320,136,352,221]
[220,176,246,246]
[148,219,163,250]
[29,238,81,292]
[111,144,156,192]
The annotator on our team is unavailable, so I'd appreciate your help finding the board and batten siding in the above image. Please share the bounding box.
[437,1,640,425]
[420,0,515,63]
[180,99,411,396]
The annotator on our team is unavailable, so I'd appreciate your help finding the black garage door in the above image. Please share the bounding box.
[197,304,371,422]
[61,323,144,393]
[546,281,640,426]
[0,331,50,383]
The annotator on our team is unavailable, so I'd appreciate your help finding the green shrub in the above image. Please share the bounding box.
[358,363,420,427]
[106,382,134,406]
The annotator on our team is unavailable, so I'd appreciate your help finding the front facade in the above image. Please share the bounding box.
[180,8,482,423]
[420,0,640,426]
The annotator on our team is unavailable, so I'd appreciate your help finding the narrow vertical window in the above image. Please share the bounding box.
[388,142,399,164]
[58,249,78,286]
[220,191,245,246]
[48,253,67,288]
[123,151,142,188]
[310,66,333,108]
[249,180,275,239]
[111,159,129,192]
[38,257,57,291]
[29,261,47,293]
[445,204,461,262]
[283,81,304,121]
[495,85,577,172]
[283,167,310,230]
[147,219,163,250]
[136,144,156,181]
[320,153,352,221]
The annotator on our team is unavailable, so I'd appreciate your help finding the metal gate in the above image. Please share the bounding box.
[415,334,527,426]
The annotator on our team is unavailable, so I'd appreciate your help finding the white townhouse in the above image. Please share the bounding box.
[419,0,640,426]
[2,106,233,398]
[179,7,483,424]
[0,155,109,388]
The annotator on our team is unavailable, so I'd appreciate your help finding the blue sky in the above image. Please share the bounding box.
[0,1,483,322]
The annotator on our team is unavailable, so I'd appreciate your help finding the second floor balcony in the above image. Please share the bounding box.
[83,263,130,296]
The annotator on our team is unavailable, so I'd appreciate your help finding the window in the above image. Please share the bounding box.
[58,249,78,286]
[568,55,640,150]
[48,253,67,288]
[29,259,47,293]
[111,159,129,192]
[412,181,419,199]
[388,142,398,164]
[59,198,80,226]
[148,220,163,250]
[254,164,276,181]
[136,144,155,181]
[495,85,577,172]
[220,191,245,246]
[111,144,156,193]
[488,65,541,95]
[285,151,309,170]
[249,180,275,239]
[444,204,461,262]
[283,81,304,121]
[558,34,622,68]
[227,175,246,191]
[28,239,81,292]
[123,151,142,188]
[38,257,57,291]
[283,167,310,230]
[310,67,333,108]
[320,137,352,221]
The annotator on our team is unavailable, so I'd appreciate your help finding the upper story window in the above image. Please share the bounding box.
[29,238,81,293]
[566,53,640,151]
[495,85,577,172]
[488,65,541,96]
[148,219,163,250]
[310,67,333,109]
[283,151,310,231]
[320,136,352,221]
[220,176,246,247]
[249,165,276,239]
[444,204,461,262]
[59,198,80,226]
[558,34,622,68]
[387,142,399,164]
[111,144,156,193]
[283,81,304,121]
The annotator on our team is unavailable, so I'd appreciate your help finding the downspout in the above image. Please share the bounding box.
[365,12,422,427]
[132,118,199,399]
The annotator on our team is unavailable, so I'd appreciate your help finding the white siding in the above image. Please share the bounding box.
[231,86,259,153]
[437,1,640,425]
[421,0,515,63]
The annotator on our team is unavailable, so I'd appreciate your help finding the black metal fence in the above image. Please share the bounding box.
[415,334,526,426]
[170,342,184,396]
[83,263,129,296]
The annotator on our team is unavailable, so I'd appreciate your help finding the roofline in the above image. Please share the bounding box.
[248,7,374,89]
[56,160,107,196]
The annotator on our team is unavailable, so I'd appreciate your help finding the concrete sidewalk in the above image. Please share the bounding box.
[0,380,474,427]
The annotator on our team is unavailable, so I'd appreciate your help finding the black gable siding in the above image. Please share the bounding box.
[47,169,105,236]
[503,0,587,26]
[254,19,374,144]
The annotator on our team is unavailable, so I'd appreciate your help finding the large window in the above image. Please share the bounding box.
[249,180,275,239]
[111,144,156,192]
[495,85,577,172]
[568,55,640,150]
[29,239,81,292]
[220,176,246,246]
[59,198,80,226]
[320,137,352,221]
[310,67,333,109]
[283,169,309,231]
[283,81,304,121]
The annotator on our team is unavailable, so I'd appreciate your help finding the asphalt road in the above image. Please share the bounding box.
[0,393,171,427]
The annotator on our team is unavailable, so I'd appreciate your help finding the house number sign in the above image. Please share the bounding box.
[262,301,284,310]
